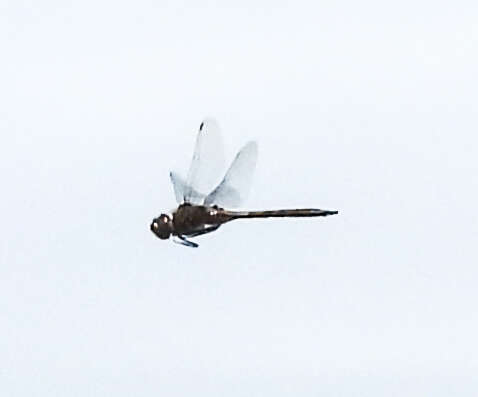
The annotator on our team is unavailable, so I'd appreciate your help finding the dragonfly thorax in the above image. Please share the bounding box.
[150,214,172,240]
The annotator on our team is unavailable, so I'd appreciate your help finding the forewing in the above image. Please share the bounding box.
[184,119,225,203]
[170,171,205,204]
[204,141,258,208]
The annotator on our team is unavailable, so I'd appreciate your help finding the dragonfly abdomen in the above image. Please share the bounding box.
[225,208,338,219]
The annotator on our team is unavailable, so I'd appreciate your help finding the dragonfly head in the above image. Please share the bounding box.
[150,214,172,240]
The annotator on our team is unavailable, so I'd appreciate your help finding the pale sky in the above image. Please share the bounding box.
[1,1,478,396]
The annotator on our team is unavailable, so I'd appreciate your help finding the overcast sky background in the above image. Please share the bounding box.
[1,1,478,396]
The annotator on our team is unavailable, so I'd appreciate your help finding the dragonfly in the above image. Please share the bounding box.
[150,119,338,247]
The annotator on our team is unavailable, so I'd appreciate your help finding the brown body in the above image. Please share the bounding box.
[151,203,337,247]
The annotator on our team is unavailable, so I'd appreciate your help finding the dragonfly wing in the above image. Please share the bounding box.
[204,141,258,208]
[170,171,205,204]
[183,119,225,203]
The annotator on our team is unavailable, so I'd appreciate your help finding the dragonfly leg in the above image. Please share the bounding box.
[173,235,199,248]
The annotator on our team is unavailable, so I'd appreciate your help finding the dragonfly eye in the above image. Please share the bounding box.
[150,215,171,240]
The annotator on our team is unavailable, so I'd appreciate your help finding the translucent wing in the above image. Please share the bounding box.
[204,141,258,208]
[183,119,225,203]
[169,171,205,204]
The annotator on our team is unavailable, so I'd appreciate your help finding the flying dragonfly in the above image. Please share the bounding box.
[150,119,338,247]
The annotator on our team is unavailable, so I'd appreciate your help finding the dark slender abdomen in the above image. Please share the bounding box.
[224,208,338,219]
